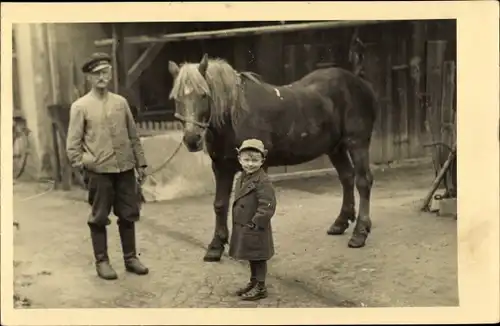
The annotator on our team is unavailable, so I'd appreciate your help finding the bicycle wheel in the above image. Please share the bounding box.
[13,130,29,179]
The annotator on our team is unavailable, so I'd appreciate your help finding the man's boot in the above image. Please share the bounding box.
[118,221,149,275]
[89,225,117,280]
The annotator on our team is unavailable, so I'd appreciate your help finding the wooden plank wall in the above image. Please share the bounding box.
[363,41,385,163]
[258,20,456,175]
[425,39,448,172]
[124,20,456,174]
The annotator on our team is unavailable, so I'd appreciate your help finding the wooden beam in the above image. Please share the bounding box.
[95,20,388,47]
[111,24,127,94]
[126,43,165,89]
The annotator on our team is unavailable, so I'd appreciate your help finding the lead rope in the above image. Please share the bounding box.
[16,180,56,202]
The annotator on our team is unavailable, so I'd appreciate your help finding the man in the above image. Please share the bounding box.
[66,52,149,280]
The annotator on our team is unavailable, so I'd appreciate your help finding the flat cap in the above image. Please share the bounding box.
[81,52,112,73]
[237,138,267,155]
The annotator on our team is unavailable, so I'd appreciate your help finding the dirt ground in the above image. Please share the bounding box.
[12,162,458,309]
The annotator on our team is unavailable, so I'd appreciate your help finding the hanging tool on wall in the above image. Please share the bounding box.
[348,27,366,78]
[420,142,457,212]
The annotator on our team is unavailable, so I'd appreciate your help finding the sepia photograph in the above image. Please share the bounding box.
[1,2,498,325]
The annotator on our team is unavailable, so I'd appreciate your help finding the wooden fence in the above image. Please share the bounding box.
[136,120,183,137]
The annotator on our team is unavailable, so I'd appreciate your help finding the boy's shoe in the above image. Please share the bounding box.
[235,279,257,296]
[241,283,267,301]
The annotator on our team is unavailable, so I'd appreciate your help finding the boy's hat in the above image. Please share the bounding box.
[237,138,267,155]
[82,52,112,73]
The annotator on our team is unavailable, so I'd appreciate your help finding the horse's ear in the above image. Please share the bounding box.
[199,53,209,76]
[168,61,180,78]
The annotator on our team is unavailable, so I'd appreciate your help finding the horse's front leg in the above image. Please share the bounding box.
[204,160,236,262]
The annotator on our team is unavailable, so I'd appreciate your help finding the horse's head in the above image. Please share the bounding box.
[168,54,211,152]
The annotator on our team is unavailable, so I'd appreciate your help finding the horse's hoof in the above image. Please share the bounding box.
[347,235,367,248]
[327,223,349,235]
[203,248,223,262]
[203,255,221,262]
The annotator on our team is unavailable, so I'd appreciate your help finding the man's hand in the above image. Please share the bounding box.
[137,166,147,184]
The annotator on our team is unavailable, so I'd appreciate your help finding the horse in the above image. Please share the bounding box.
[168,53,378,262]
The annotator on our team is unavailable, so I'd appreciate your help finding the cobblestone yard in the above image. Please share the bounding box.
[12,163,458,308]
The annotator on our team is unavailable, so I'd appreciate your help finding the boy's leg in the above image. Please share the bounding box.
[250,260,257,279]
[241,260,268,300]
[254,260,267,285]
[235,261,257,296]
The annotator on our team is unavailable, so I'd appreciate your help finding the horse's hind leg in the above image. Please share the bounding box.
[346,143,374,248]
[327,147,356,235]
[204,160,236,262]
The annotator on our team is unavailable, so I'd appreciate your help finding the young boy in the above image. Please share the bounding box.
[229,138,277,301]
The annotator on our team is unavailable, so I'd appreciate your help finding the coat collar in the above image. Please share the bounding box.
[234,169,263,202]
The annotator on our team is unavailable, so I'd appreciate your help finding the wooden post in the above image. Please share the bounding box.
[46,23,72,191]
[51,123,62,189]
[440,61,456,148]
[409,21,426,158]
[440,61,456,193]
[382,30,394,163]
[111,24,120,93]
[111,23,127,95]
[425,40,447,181]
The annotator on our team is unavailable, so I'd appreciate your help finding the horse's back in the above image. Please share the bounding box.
[235,75,340,164]
[243,77,332,119]
[296,67,378,133]
[231,67,377,163]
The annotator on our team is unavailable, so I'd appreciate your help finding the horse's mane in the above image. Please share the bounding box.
[239,71,264,84]
[169,57,252,129]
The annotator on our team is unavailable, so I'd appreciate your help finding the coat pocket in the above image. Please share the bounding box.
[241,227,263,252]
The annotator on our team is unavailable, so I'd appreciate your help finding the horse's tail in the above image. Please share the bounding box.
[355,76,378,125]
[336,72,378,149]
[366,81,379,123]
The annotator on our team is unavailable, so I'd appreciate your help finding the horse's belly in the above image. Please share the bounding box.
[267,132,333,166]
[267,153,324,166]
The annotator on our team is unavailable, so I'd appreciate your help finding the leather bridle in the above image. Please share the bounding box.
[174,112,210,129]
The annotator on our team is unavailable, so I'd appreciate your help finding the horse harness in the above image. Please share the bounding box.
[174,112,210,130]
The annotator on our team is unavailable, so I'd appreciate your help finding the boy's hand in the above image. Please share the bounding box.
[246,222,263,231]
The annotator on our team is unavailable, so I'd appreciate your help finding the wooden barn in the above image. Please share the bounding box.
[12,20,456,182]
